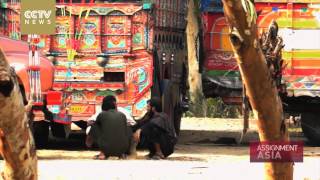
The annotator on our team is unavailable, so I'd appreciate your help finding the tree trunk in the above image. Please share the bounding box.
[0,49,37,179]
[221,1,293,179]
[186,0,203,102]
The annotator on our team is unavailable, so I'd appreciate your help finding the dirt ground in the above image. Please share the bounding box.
[1,118,320,179]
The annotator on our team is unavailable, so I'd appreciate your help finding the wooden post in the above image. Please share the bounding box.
[0,48,37,180]
[186,0,203,102]
[221,0,293,179]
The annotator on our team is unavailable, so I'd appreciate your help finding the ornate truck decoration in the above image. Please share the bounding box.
[0,0,188,144]
[200,0,320,144]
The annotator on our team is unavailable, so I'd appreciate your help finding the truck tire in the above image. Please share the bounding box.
[33,121,49,148]
[301,113,320,144]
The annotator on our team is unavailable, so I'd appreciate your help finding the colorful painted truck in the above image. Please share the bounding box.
[0,36,55,146]
[0,37,54,95]
[200,0,320,143]
[0,0,188,144]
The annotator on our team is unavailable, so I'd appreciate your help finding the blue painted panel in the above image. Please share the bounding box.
[200,0,223,13]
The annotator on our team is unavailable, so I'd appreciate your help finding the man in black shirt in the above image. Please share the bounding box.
[87,95,131,159]
[131,97,177,160]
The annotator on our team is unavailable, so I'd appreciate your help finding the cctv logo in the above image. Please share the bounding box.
[24,10,52,25]
[21,0,56,35]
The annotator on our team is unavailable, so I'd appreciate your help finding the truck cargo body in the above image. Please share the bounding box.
[0,0,188,143]
[200,0,320,143]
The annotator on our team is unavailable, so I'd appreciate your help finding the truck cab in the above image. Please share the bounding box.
[0,36,55,146]
[0,36,54,96]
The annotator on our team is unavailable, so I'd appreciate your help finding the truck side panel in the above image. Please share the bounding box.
[201,1,320,102]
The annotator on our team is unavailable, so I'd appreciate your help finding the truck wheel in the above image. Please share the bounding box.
[33,121,49,148]
[301,113,320,144]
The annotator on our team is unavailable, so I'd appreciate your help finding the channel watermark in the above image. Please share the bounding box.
[21,0,56,34]
[250,141,303,162]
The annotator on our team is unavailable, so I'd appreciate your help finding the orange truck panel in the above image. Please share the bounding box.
[0,36,54,94]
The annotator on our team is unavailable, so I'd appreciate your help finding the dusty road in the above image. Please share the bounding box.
[1,118,320,179]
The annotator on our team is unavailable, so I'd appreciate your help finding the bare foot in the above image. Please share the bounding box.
[151,152,164,160]
[93,152,107,160]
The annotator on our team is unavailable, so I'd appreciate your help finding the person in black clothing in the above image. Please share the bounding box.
[87,95,131,160]
[19,83,53,147]
[131,97,177,160]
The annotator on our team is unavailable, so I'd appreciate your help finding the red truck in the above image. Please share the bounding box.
[200,0,320,144]
[0,0,189,145]
[0,36,55,145]
[0,37,54,93]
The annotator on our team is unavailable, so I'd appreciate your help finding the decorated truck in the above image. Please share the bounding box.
[0,36,55,146]
[0,0,188,145]
[200,0,320,143]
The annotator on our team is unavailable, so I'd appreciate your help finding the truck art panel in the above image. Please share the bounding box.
[201,0,320,143]
[0,0,189,143]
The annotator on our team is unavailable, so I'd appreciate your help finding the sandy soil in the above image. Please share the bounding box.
[1,118,320,180]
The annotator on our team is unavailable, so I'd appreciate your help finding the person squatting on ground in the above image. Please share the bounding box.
[87,102,136,128]
[86,95,132,160]
[131,97,177,160]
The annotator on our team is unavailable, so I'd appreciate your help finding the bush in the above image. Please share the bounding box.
[185,96,240,118]
[205,98,240,118]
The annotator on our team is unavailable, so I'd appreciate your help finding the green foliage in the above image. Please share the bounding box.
[193,0,201,15]
[185,90,207,117]
[205,98,240,118]
[193,0,203,25]
[185,91,240,118]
